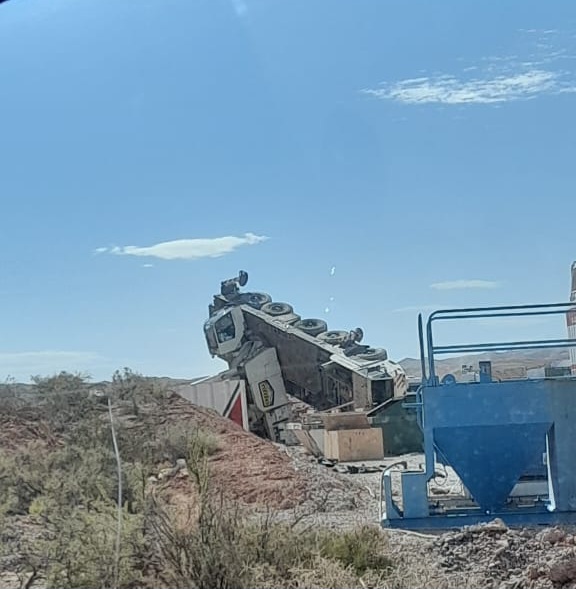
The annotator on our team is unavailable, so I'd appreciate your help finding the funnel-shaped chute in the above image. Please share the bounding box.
[434,423,551,512]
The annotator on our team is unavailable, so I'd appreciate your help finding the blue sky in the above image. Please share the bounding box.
[1,0,576,382]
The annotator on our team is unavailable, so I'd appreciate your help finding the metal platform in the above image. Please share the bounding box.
[381,302,576,530]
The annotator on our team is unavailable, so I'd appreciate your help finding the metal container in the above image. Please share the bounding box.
[368,395,423,456]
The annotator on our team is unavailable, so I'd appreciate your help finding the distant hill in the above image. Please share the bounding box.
[399,349,570,380]
[2,351,572,396]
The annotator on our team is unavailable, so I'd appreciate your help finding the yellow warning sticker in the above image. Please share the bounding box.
[258,380,275,408]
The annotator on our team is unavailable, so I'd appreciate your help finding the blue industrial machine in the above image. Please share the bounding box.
[381,302,576,530]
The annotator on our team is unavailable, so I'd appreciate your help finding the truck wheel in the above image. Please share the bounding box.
[355,347,388,362]
[318,330,348,345]
[239,292,272,309]
[238,270,248,287]
[295,318,328,337]
[261,302,293,316]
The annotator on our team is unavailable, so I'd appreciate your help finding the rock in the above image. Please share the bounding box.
[481,518,508,534]
[539,527,566,545]
[430,487,451,495]
[494,538,510,557]
[498,576,522,589]
[526,565,543,580]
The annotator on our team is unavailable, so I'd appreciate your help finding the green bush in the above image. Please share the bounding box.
[0,377,27,415]
[158,422,220,464]
[0,442,49,516]
[32,372,95,431]
[40,503,145,589]
[110,367,169,405]
[0,438,137,518]
[318,525,393,575]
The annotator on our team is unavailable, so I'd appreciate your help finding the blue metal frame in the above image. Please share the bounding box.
[424,302,576,384]
[382,302,576,530]
[384,510,576,531]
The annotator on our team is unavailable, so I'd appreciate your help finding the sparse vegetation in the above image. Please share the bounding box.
[146,494,393,589]
[318,526,393,576]
[0,370,396,589]
[4,369,571,589]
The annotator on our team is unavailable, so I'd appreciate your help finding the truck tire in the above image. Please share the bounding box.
[239,292,272,309]
[261,302,293,316]
[318,330,348,345]
[355,347,388,362]
[295,318,328,337]
[238,270,248,287]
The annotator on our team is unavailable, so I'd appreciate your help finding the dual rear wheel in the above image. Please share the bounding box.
[260,299,328,336]
[256,296,387,360]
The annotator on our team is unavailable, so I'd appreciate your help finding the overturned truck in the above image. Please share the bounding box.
[188,271,410,446]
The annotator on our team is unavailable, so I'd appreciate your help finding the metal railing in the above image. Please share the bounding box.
[418,302,576,384]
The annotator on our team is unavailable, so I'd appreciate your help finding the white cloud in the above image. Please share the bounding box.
[362,29,576,106]
[362,69,568,105]
[430,280,500,290]
[96,233,268,261]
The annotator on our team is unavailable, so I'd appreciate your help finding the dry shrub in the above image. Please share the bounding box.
[286,556,378,589]
[147,494,249,589]
[146,487,394,589]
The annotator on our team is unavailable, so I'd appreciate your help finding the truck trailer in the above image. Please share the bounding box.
[196,271,409,444]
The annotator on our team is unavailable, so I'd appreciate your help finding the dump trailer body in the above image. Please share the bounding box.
[213,298,407,409]
[175,376,250,430]
[243,309,330,402]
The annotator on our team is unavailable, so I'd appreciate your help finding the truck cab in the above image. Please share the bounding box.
[204,306,245,358]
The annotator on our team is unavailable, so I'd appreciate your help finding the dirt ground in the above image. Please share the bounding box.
[273,447,576,588]
[162,401,576,588]
[3,394,576,588]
